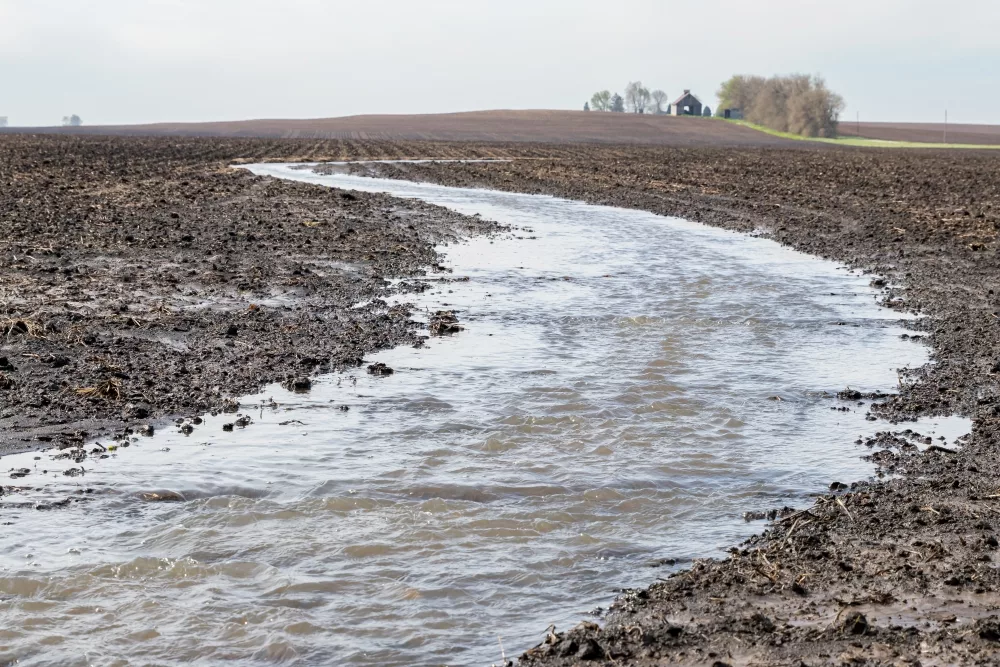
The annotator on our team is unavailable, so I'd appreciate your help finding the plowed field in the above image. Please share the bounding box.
[1,110,800,146]
[839,121,1000,145]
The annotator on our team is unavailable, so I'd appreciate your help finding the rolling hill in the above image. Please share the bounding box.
[0,110,799,146]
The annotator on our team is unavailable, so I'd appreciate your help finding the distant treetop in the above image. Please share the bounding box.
[717,74,844,137]
[590,90,612,112]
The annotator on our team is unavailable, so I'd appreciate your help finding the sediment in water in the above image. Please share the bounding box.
[340,151,1000,665]
[4,135,1000,664]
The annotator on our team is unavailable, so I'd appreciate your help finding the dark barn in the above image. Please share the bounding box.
[671,90,703,116]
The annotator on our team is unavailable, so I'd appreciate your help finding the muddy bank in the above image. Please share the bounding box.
[0,135,502,454]
[8,134,1000,664]
[325,151,1000,664]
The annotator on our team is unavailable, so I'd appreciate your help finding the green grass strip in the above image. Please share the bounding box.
[721,118,1000,150]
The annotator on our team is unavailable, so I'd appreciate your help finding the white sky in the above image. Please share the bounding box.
[2,0,998,127]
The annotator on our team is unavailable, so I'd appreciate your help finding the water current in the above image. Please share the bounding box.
[0,165,971,666]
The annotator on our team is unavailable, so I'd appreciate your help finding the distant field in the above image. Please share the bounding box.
[7,111,998,149]
[0,110,799,147]
[724,120,1000,150]
[838,121,1000,146]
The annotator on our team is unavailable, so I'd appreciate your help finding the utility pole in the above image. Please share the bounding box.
[944,109,948,144]
[856,111,860,138]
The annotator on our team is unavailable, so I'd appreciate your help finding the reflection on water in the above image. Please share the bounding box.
[0,167,966,666]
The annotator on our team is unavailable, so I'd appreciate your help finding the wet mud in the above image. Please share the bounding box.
[333,150,1000,665]
[0,135,503,456]
[6,134,1000,664]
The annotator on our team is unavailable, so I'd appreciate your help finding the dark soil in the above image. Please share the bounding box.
[9,134,1000,664]
[0,135,503,454]
[335,149,1000,665]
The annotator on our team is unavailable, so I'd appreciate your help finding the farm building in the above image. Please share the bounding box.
[671,90,702,116]
[723,108,744,120]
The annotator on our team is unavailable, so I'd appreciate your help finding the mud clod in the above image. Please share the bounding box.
[283,377,313,392]
[842,611,869,635]
[367,362,394,376]
[140,491,184,502]
[429,310,463,335]
[978,618,1000,642]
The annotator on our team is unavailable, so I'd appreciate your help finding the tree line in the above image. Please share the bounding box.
[586,82,672,115]
[0,117,83,128]
[717,74,844,137]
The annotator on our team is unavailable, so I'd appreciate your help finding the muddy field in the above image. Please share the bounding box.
[0,135,511,453]
[6,134,1000,664]
[0,110,801,146]
[345,150,1000,665]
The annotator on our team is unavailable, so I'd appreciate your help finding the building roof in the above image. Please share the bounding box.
[673,90,702,106]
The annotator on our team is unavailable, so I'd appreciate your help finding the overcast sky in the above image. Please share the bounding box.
[2,0,997,127]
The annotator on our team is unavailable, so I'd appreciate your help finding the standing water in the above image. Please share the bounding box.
[0,165,965,666]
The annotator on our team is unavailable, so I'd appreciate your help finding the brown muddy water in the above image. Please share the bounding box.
[0,167,971,666]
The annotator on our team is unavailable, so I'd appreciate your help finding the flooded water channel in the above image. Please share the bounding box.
[0,166,969,666]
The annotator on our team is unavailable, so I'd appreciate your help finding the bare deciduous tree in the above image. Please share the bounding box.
[590,90,612,112]
[0,117,7,128]
[624,81,651,114]
[716,75,766,116]
[717,74,844,137]
[650,90,669,115]
[62,115,83,127]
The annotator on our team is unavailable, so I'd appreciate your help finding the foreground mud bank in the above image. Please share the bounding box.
[340,151,1000,664]
[0,136,502,453]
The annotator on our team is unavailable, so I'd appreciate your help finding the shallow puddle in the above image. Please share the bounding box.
[0,167,970,666]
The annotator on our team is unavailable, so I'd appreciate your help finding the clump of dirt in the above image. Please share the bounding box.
[282,377,313,393]
[429,310,463,335]
[367,362,394,376]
